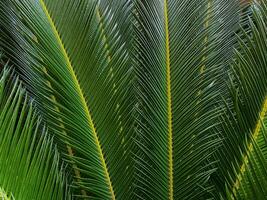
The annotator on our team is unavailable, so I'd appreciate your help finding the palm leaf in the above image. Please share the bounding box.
[132,0,241,199]
[225,122,267,199]
[0,66,69,200]
[0,0,135,199]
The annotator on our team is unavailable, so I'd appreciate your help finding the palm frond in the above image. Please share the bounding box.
[212,0,267,198]
[132,0,240,199]
[225,121,267,199]
[0,66,69,200]
[0,0,135,198]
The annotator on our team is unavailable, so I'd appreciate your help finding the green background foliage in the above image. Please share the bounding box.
[0,0,267,199]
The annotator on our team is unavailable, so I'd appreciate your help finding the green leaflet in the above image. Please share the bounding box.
[228,119,267,199]
[0,187,14,200]
[0,67,69,200]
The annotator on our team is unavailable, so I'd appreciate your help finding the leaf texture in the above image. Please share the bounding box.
[0,0,134,198]
[0,67,69,200]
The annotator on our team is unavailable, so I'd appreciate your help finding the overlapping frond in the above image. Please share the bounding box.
[213,0,267,198]
[225,120,267,199]
[0,67,69,200]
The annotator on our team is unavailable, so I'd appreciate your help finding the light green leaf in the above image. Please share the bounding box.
[0,67,69,200]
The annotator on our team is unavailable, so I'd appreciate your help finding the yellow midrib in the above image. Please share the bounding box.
[39,1,116,199]
[164,0,173,199]
[232,96,267,197]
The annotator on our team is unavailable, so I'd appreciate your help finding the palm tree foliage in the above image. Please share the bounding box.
[0,0,267,199]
